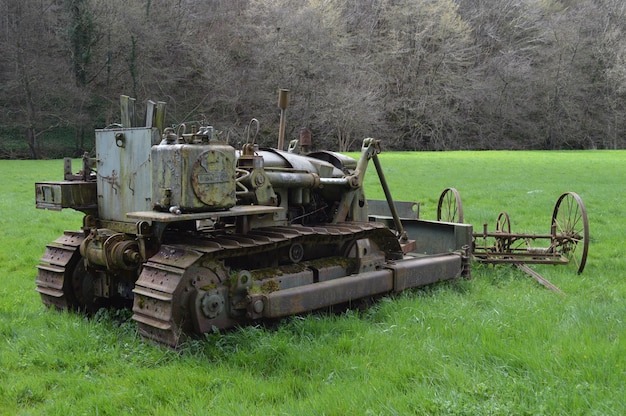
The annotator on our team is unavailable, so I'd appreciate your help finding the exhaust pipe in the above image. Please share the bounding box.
[277,88,289,150]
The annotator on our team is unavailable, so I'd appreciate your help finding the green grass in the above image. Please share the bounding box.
[1,151,624,415]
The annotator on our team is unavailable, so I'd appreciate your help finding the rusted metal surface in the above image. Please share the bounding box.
[277,89,289,150]
[35,181,97,212]
[131,223,395,346]
[372,152,408,242]
[367,199,419,220]
[96,127,159,222]
[437,188,589,277]
[138,206,282,223]
[262,269,394,318]
[391,254,464,292]
[130,221,469,346]
[35,231,85,309]
[437,187,464,223]
[35,94,474,347]
[551,192,589,274]
[516,264,565,296]
[152,141,236,212]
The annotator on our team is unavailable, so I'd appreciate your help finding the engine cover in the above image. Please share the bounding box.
[152,142,236,212]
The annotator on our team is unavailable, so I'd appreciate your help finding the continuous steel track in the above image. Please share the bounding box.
[35,222,464,348]
[132,222,401,346]
[35,231,85,310]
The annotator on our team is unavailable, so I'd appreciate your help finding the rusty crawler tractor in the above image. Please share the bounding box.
[35,94,472,347]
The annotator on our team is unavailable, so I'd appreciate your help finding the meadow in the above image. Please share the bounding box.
[0,150,624,415]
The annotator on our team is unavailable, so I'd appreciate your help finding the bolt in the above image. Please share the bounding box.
[253,299,264,314]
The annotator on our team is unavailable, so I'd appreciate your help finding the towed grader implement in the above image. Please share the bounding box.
[436,187,589,292]
[35,94,472,347]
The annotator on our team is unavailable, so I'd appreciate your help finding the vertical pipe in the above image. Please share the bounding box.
[145,100,156,128]
[155,101,167,135]
[277,89,289,150]
[120,95,136,127]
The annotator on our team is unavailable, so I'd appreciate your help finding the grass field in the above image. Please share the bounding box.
[1,151,624,415]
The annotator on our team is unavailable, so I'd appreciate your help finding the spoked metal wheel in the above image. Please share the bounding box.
[494,211,511,253]
[437,187,464,223]
[551,192,589,274]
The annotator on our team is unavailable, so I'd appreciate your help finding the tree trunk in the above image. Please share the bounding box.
[26,126,39,160]
[75,125,85,156]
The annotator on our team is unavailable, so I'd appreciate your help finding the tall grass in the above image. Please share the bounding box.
[1,151,624,415]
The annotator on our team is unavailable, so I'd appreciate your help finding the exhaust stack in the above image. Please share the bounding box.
[277,88,289,150]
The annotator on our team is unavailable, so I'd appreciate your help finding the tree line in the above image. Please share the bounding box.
[1,0,625,159]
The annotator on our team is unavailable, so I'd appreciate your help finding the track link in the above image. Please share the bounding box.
[35,231,85,310]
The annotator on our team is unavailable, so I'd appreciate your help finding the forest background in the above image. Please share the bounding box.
[2,0,626,159]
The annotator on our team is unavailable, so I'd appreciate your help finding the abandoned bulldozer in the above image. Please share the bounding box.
[35,93,472,347]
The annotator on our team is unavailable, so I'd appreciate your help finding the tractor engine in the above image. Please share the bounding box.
[151,126,236,213]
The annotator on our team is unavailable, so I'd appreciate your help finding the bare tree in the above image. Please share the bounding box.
[367,0,476,150]
[2,0,626,157]
[457,0,554,149]
[0,0,72,158]
[590,0,626,149]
